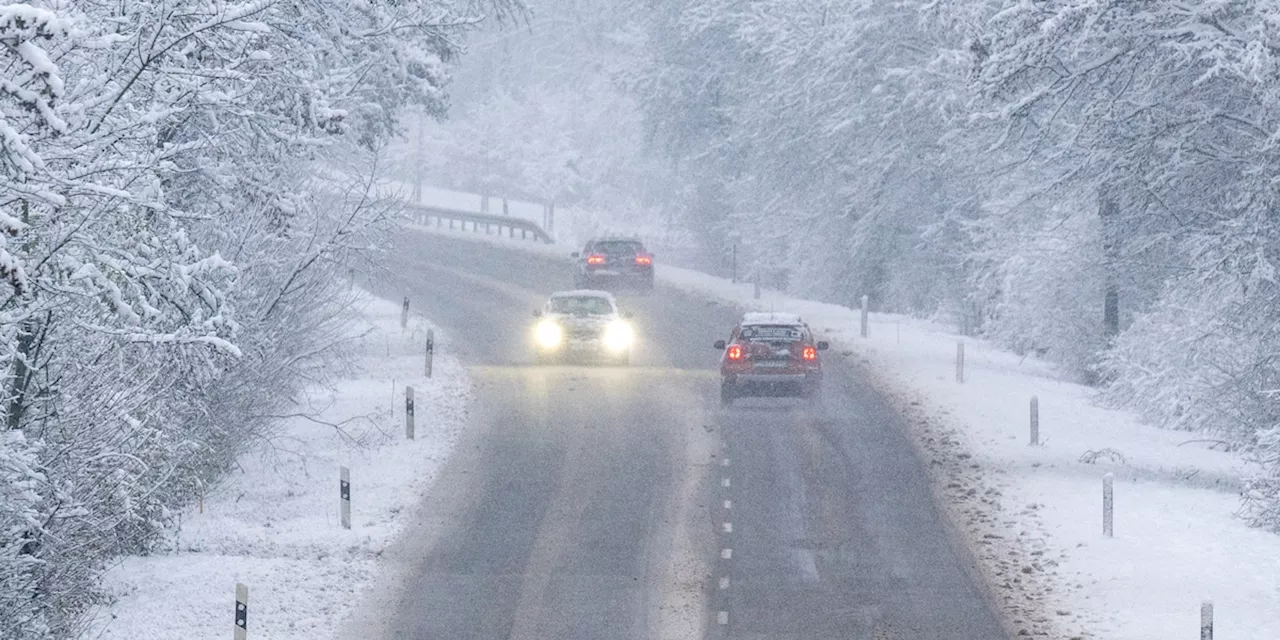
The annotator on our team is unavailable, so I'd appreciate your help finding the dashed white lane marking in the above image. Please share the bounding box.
[717,458,733,632]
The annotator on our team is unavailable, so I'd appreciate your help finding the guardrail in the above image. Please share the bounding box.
[401,202,555,244]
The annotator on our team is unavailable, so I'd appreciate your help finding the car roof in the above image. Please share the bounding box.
[550,289,617,301]
[740,311,804,326]
[588,236,645,244]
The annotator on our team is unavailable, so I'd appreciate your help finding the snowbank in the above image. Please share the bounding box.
[85,294,469,640]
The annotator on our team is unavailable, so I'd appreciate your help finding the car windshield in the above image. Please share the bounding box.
[592,240,644,255]
[740,324,803,342]
[549,296,613,315]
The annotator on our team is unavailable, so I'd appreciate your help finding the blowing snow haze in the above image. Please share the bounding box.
[5,1,1280,639]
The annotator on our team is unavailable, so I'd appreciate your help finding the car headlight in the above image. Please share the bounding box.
[535,321,563,348]
[602,320,633,351]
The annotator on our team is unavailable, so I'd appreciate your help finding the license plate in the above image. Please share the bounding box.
[753,360,789,368]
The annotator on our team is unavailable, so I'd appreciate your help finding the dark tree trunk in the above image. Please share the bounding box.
[1099,184,1121,339]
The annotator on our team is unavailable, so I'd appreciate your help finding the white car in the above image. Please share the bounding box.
[532,290,635,365]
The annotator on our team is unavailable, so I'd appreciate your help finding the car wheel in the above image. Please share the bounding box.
[720,382,735,406]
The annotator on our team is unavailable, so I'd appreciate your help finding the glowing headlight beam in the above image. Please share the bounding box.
[535,321,563,349]
[602,321,634,352]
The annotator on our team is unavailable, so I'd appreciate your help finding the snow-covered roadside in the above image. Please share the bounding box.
[410,224,1279,638]
[654,267,1278,640]
[85,293,469,640]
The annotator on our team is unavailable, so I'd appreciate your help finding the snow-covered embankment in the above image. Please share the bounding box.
[86,294,469,640]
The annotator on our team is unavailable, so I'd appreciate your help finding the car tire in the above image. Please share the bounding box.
[720,382,735,406]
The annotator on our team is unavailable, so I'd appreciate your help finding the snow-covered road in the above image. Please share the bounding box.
[410,222,1280,639]
[345,229,1006,639]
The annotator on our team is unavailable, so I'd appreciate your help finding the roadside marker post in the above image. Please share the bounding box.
[425,329,434,378]
[1030,395,1040,445]
[860,295,869,338]
[1201,600,1213,639]
[405,386,415,440]
[956,341,965,383]
[1103,473,1114,538]
[340,467,351,530]
[234,583,248,640]
[401,297,409,329]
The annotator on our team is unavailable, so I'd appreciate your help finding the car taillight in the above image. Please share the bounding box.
[634,254,652,266]
[803,346,817,361]
[727,344,743,361]
[586,254,605,265]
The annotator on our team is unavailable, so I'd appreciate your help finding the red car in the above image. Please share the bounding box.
[714,312,829,406]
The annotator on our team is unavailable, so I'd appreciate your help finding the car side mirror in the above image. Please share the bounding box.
[714,340,726,350]
[570,252,580,258]
[817,341,829,351]
[533,309,543,317]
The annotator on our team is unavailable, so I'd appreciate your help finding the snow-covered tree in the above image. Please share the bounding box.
[0,0,520,635]
[966,0,1280,525]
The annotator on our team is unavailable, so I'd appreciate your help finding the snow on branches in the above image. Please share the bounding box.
[968,0,1280,528]
[0,0,520,636]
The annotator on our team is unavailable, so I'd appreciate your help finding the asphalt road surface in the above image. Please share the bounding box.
[348,229,1009,640]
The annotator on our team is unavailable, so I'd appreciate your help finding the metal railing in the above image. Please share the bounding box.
[401,202,554,244]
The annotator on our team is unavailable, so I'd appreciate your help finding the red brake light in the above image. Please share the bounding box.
[726,344,743,361]
[634,254,652,266]
[803,346,817,361]
[586,254,605,265]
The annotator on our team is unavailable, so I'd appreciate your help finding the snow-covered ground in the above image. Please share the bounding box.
[412,222,1279,639]
[85,294,469,640]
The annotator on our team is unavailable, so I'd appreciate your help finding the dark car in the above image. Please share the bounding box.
[571,237,654,292]
[714,312,829,406]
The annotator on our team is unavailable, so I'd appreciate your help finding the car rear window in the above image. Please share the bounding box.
[740,325,803,341]
[593,240,644,255]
